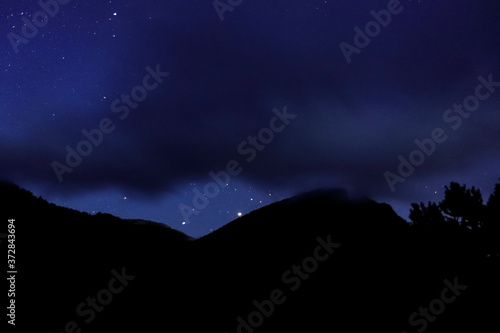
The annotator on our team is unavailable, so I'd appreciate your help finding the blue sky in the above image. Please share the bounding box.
[1,0,499,237]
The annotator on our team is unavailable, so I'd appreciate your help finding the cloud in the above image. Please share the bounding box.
[2,0,499,205]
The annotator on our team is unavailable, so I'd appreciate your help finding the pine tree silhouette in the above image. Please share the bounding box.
[439,182,484,230]
[484,179,500,255]
[409,201,446,227]
[410,179,500,256]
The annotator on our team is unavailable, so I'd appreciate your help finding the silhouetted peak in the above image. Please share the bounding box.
[0,180,29,197]
[0,180,19,189]
[284,188,350,204]
[0,180,49,207]
[126,218,195,240]
[198,186,408,247]
[0,182,192,240]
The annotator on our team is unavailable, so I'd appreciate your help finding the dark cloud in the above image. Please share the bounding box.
[2,0,500,217]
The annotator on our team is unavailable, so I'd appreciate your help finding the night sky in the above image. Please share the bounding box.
[1,0,499,237]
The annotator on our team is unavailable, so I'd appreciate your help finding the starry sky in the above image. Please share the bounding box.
[1,0,499,237]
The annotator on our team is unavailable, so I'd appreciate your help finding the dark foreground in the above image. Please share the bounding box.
[1,183,498,332]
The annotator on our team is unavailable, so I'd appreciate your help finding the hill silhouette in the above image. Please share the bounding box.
[1,182,498,332]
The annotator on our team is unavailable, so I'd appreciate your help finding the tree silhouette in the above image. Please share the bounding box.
[484,179,500,254]
[439,182,485,230]
[409,179,500,256]
[486,180,500,222]
[409,201,446,227]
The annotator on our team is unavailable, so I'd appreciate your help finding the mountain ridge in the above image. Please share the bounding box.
[1,181,498,332]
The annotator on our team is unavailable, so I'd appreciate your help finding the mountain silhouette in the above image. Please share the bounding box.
[1,182,498,332]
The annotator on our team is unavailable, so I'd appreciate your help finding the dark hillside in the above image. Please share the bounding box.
[1,182,498,332]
